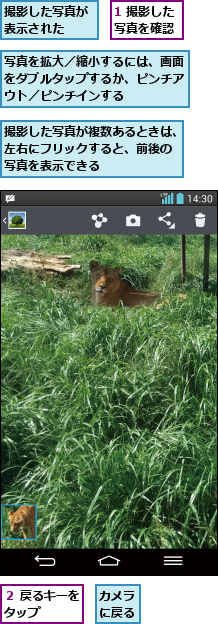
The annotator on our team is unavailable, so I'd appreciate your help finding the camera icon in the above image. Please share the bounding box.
[126,214,141,227]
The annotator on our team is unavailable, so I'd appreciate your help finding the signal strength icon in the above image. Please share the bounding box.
[162,193,174,205]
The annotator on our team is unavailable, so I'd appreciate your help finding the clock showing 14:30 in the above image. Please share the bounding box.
[188,195,213,203]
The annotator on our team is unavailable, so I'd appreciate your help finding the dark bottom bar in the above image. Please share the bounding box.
[1,549,217,577]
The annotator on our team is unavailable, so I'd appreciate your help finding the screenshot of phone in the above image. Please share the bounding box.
[0,0,217,620]
[1,189,217,591]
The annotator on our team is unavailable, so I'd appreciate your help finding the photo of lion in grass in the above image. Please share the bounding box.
[90,260,159,306]
[8,506,36,539]
[1,234,217,550]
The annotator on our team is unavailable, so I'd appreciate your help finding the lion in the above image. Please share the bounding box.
[8,505,36,539]
[90,261,159,307]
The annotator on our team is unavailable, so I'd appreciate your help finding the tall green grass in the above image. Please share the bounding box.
[1,235,217,549]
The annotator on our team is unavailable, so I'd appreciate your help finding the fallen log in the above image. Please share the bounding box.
[1,249,81,274]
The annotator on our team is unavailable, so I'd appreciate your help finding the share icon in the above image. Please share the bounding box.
[158,212,175,229]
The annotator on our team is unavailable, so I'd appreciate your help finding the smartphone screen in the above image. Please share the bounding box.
[1,189,217,585]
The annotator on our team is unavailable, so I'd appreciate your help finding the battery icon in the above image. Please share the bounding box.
[176,192,184,204]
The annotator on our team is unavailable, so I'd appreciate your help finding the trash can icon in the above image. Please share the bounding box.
[195,212,205,227]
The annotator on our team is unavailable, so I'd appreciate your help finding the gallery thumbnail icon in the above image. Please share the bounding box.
[8,212,26,229]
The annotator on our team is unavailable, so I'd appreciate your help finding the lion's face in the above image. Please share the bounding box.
[90,261,121,294]
[8,510,25,533]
